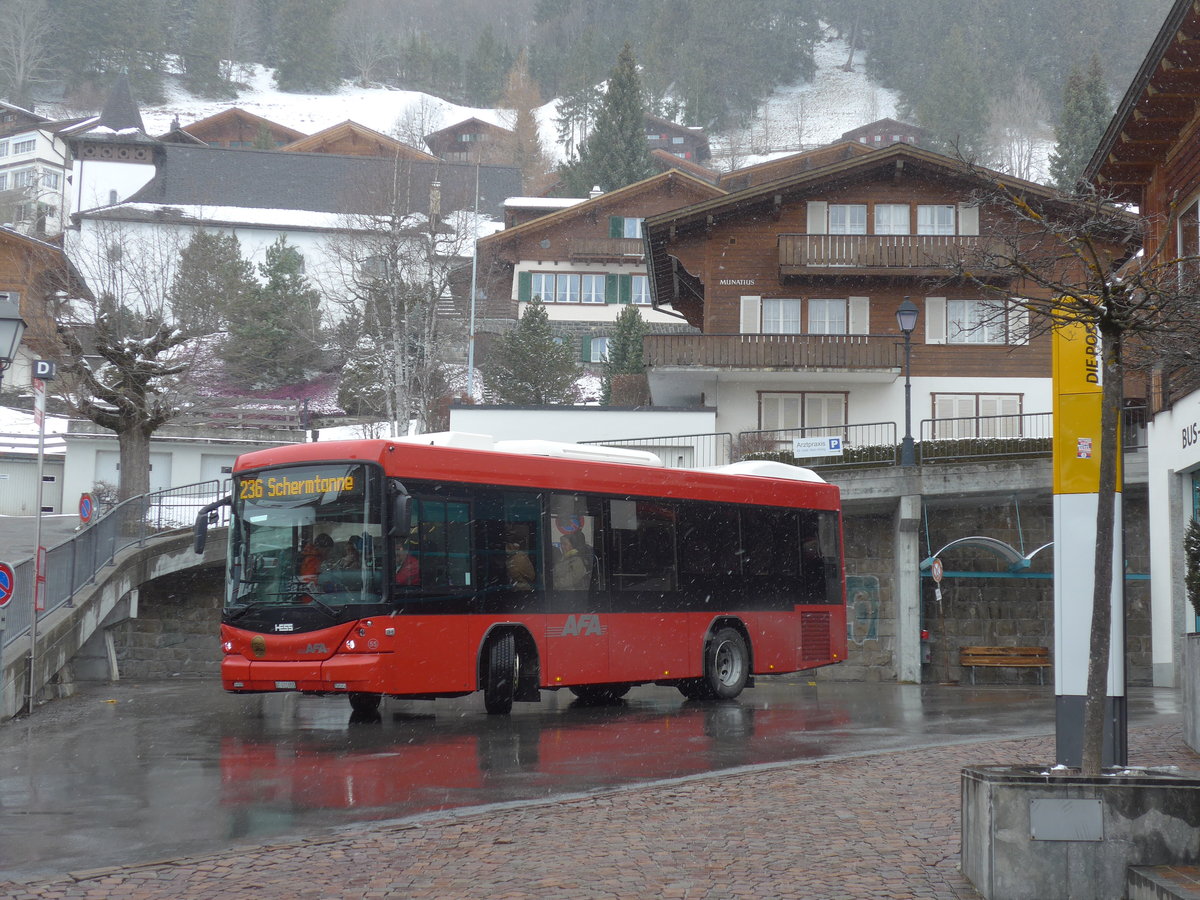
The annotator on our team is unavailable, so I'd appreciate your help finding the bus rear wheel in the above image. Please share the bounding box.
[484,633,517,715]
[705,627,750,699]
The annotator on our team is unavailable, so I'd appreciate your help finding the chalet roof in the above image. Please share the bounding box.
[77,143,521,219]
[718,140,874,190]
[649,148,720,183]
[477,169,725,252]
[170,107,306,144]
[643,113,706,139]
[424,116,513,145]
[1084,0,1199,202]
[840,118,926,141]
[282,120,438,160]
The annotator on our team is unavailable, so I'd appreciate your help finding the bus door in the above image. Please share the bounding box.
[606,498,690,682]
[543,493,609,685]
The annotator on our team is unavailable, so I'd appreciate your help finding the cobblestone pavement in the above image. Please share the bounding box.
[1,722,1193,900]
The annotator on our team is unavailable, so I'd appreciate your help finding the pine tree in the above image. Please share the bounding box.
[168,231,256,335]
[500,49,551,190]
[221,237,324,388]
[1049,55,1112,191]
[559,42,652,195]
[601,304,648,405]
[482,298,580,405]
[274,0,344,92]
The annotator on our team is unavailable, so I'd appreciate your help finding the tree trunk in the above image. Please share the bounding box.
[1080,325,1123,775]
[117,425,153,501]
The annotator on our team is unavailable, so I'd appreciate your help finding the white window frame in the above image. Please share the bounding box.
[874,204,910,235]
[581,273,605,304]
[807,298,848,334]
[531,272,555,303]
[590,337,610,362]
[12,138,36,154]
[829,204,867,235]
[555,272,581,303]
[933,393,1022,438]
[632,273,650,305]
[759,391,847,431]
[622,217,643,239]
[762,298,803,334]
[0,173,6,191]
[10,168,35,189]
[947,298,1005,344]
[0,141,8,157]
[917,205,955,235]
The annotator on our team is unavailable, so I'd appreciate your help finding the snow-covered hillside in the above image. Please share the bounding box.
[126,28,902,173]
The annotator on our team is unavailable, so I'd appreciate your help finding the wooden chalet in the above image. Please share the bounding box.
[282,121,438,161]
[172,108,305,149]
[475,170,725,366]
[649,148,720,184]
[1084,0,1200,690]
[840,118,927,149]
[641,143,1096,437]
[644,114,710,163]
[424,117,513,164]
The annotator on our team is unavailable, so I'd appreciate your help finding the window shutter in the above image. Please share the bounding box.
[740,295,761,334]
[925,297,947,344]
[807,201,828,234]
[580,335,591,362]
[848,296,870,335]
[618,274,632,304]
[605,273,619,303]
[609,216,623,238]
[957,203,979,236]
[517,271,532,302]
[1008,301,1030,345]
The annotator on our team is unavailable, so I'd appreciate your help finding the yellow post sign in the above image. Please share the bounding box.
[1052,320,1120,494]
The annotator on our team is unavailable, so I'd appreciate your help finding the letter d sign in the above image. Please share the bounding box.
[33,360,56,380]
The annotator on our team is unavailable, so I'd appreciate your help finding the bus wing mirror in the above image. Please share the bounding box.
[391,494,411,536]
[194,496,231,554]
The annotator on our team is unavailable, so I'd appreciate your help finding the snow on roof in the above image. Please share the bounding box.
[503,197,585,209]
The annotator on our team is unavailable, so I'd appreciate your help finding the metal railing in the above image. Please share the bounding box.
[737,422,899,469]
[3,480,229,649]
[584,433,734,468]
[918,413,1053,464]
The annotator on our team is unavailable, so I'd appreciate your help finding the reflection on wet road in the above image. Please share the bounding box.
[0,678,1179,879]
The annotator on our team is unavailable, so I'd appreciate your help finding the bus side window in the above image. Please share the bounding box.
[610,499,677,592]
[677,501,740,584]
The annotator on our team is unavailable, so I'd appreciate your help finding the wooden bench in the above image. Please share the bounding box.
[959,646,1050,685]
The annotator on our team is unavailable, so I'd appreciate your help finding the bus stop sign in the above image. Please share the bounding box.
[0,561,15,609]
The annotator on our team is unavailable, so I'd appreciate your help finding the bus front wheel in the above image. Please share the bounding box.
[484,633,517,715]
[348,692,381,714]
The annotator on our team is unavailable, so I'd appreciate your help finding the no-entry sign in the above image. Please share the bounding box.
[0,561,15,609]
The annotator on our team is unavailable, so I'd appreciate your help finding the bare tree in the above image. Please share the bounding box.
[984,73,1051,182]
[322,163,479,435]
[950,171,1200,774]
[339,0,396,87]
[392,97,444,152]
[498,50,552,190]
[56,222,210,500]
[0,0,54,109]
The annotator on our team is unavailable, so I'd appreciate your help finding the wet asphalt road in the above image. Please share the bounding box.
[0,677,1182,881]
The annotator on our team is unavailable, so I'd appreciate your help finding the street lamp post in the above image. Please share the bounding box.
[0,295,28,395]
[896,297,919,467]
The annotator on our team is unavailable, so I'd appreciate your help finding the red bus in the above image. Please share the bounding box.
[195,434,846,715]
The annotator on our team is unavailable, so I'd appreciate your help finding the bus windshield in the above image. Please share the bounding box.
[229,463,384,608]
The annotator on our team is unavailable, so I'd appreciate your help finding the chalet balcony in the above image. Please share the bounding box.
[569,237,645,261]
[643,333,903,371]
[778,234,987,276]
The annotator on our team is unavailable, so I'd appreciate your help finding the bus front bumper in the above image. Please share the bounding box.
[222,654,389,693]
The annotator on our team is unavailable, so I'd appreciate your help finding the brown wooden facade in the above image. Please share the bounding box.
[0,227,85,368]
[718,141,873,191]
[644,114,710,163]
[1087,0,1200,409]
[424,117,513,164]
[640,144,1075,427]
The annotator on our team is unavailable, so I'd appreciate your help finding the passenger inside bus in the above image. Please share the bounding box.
[505,534,536,591]
[553,530,592,590]
[298,533,334,584]
[395,541,420,585]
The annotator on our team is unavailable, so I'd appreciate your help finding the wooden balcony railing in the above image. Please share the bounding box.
[778,234,986,273]
[569,237,644,260]
[643,333,903,369]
